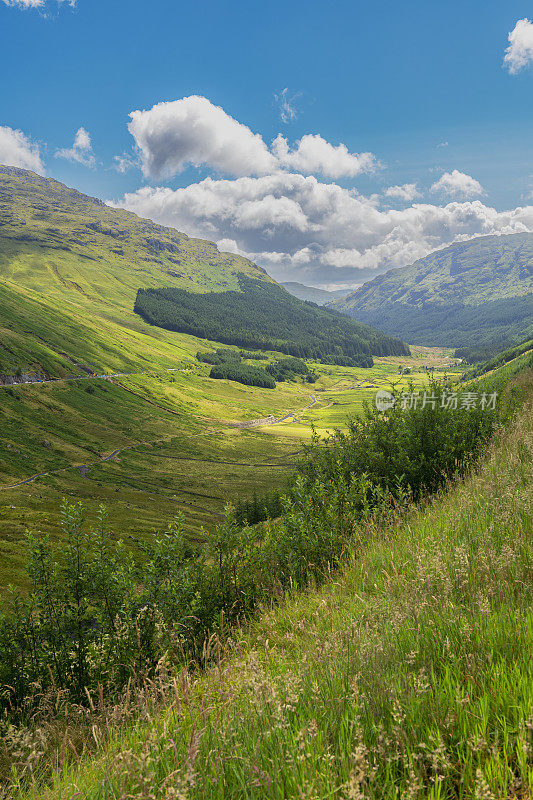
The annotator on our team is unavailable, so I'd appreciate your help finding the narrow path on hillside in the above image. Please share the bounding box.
[277,393,317,421]
[0,395,317,491]
[0,371,130,388]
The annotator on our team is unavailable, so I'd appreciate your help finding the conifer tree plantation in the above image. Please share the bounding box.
[134,278,408,363]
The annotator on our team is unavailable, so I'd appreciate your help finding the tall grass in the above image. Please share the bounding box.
[0,382,503,720]
[2,372,531,799]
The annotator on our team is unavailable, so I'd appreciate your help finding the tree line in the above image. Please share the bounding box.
[134,276,410,363]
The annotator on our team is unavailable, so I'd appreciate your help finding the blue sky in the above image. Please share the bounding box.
[2,0,533,288]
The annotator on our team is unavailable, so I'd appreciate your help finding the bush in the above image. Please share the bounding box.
[196,348,241,366]
[0,379,509,720]
[209,362,276,388]
[239,350,269,360]
[266,357,309,382]
[234,490,284,525]
[297,381,500,503]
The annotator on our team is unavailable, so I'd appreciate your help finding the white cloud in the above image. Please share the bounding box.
[274,88,300,123]
[2,0,75,8]
[504,18,533,74]
[272,133,377,179]
[128,96,278,180]
[127,95,378,182]
[113,152,137,173]
[384,183,420,202]
[113,172,533,286]
[437,141,449,148]
[55,127,95,167]
[0,125,44,174]
[430,170,484,199]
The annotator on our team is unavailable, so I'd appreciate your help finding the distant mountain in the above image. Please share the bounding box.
[281,281,353,305]
[331,234,533,349]
[0,167,409,375]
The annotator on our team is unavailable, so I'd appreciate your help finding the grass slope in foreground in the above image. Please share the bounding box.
[332,232,533,350]
[6,367,532,800]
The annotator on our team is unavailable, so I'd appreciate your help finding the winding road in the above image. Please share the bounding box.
[0,392,319,491]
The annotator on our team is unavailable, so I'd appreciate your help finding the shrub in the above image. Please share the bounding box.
[196,348,241,366]
[266,357,309,382]
[296,380,500,503]
[0,379,510,720]
[209,362,276,388]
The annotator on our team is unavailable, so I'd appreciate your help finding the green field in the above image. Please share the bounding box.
[0,346,460,588]
[5,348,531,800]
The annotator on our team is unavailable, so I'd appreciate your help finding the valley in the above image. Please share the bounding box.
[2,7,533,798]
[0,345,459,588]
[0,166,423,588]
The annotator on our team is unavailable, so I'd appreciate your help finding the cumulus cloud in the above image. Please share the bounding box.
[0,125,44,174]
[128,96,278,180]
[113,172,533,286]
[274,88,300,123]
[384,183,420,202]
[430,170,484,199]
[127,95,377,182]
[2,0,75,8]
[55,127,95,167]
[504,18,533,74]
[272,133,377,179]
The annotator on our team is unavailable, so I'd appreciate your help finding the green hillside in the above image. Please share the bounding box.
[461,337,533,380]
[0,166,408,377]
[2,355,531,800]
[332,233,533,349]
[0,166,273,377]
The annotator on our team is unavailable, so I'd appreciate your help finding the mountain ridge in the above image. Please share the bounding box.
[331,232,533,347]
[0,166,408,375]
[280,281,353,305]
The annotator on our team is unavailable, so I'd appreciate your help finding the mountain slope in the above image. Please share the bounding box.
[9,366,532,800]
[0,166,271,303]
[332,233,533,348]
[280,281,352,304]
[0,166,275,376]
[134,278,409,362]
[0,166,409,375]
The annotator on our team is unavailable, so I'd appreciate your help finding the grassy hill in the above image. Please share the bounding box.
[0,166,407,376]
[2,354,531,800]
[331,233,533,349]
[0,166,274,378]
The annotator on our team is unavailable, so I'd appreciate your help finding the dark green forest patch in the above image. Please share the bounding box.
[134,276,410,363]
